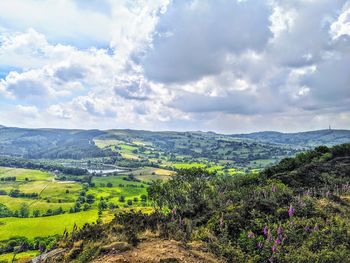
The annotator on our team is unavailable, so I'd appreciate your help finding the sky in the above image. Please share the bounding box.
[0,0,350,133]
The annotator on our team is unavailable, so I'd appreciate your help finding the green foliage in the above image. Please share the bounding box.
[0,204,12,218]
[263,144,350,188]
[145,144,350,262]
[148,168,215,219]
[18,203,29,218]
[0,157,87,175]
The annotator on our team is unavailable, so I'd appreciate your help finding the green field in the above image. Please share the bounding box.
[172,162,206,169]
[0,167,81,214]
[94,139,140,159]
[127,167,173,182]
[0,167,97,241]
[0,210,98,240]
[0,250,39,263]
[89,175,148,206]
[0,195,74,213]
[0,167,152,244]
[0,168,51,181]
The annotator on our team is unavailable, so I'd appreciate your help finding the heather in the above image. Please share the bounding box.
[52,144,350,262]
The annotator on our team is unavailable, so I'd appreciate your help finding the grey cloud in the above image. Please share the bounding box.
[301,52,350,106]
[54,64,86,82]
[141,0,272,83]
[114,81,152,101]
[7,79,49,98]
[169,90,282,115]
[80,99,116,117]
[268,0,347,68]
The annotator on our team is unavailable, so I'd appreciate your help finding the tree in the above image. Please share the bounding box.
[148,168,215,217]
[140,194,147,202]
[98,200,108,210]
[83,203,90,211]
[108,203,116,209]
[9,189,20,198]
[86,194,95,204]
[44,209,52,216]
[33,210,40,217]
[119,196,125,203]
[19,203,29,218]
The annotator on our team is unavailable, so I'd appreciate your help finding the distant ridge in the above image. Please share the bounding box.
[232,129,350,146]
[0,126,349,160]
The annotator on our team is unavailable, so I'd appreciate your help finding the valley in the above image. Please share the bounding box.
[0,126,349,262]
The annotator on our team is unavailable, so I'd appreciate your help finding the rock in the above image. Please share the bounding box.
[101,242,131,253]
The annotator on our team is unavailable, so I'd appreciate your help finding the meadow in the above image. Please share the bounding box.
[0,166,155,243]
[0,167,81,214]
[0,210,98,240]
[0,250,39,263]
[88,175,149,207]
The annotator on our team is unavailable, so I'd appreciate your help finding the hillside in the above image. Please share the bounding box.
[1,126,349,170]
[40,144,350,262]
[263,144,350,188]
[0,126,107,159]
[233,129,350,146]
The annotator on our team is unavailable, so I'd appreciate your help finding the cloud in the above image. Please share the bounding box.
[330,1,350,39]
[0,0,350,133]
[15,104,39,118]
[0,0,113,48]
[47,104,72,119]
[141,0,272,83]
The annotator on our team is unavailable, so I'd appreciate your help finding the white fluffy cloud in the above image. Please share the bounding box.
[0,0,349,132]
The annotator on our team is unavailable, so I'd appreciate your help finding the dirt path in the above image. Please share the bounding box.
[93,239,223,263]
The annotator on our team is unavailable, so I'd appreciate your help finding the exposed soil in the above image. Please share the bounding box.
[93,239,223,263]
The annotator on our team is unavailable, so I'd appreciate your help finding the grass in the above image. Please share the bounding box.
[0,250,39,263]
[0,195,73,214]
[0,167,51,181]
[0,166,159,244]
[0,210,98,241]
[94,139,140,159]
[172,162,206,169]
[93,139,122,149]
[89,175,148,207]
[128,167,173,182]
[0,167,153,244]
[0,167,81,214]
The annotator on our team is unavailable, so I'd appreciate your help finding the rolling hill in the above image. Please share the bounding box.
[0,125,349,169]
[232,129,350,146]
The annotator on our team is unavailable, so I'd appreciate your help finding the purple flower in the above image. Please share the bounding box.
[304,225,310,232]
[263,226,269,236]
[248,231,255,238]
[272,245,277,253]
[290,220,294,225]
[257,241,263,249]
[171,208,177,215]
[267,234,273,242]
[272,185,277,193]
[277,226,283,236]
[179,218,186,228]
[288,205,295,217]
[275,239,281,245]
